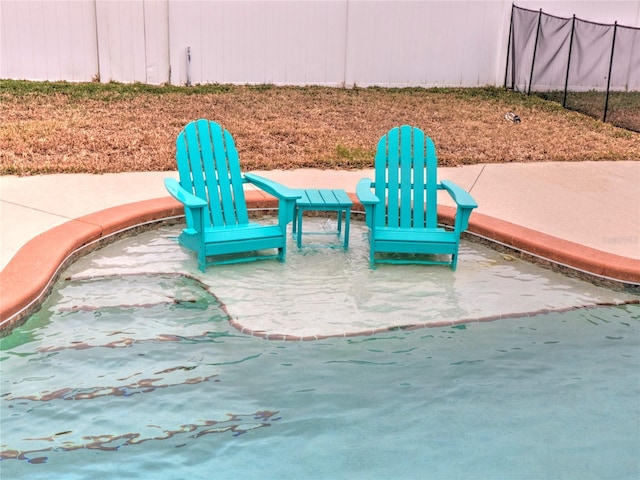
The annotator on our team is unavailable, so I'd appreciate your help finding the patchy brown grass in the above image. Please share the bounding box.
[1,81,638,175]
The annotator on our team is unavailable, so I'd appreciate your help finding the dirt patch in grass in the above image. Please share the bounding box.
[1,81,638,175]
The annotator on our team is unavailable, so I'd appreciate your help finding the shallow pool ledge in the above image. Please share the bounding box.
[1,192,639,332]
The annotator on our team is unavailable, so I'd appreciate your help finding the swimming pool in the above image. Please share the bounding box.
[1,221,639,479]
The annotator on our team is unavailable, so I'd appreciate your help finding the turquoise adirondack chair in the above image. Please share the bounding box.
[165,119,300,272]
[356,125,477,270]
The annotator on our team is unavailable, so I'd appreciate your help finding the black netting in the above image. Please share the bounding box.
[610,25,640,91]
[506,6,538,93]
[506,4,640,132]
[607,25,640,130]
[531,14,572,92]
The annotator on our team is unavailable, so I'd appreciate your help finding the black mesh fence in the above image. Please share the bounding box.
[505,4,640,132]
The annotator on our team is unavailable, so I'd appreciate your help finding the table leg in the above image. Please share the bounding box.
[297,207,304,248]
[292,208,298,235]
[344,208,351,249]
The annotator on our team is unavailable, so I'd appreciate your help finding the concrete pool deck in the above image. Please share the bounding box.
[1,161,639,329]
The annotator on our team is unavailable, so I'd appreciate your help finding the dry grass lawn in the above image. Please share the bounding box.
[1,81,638,175]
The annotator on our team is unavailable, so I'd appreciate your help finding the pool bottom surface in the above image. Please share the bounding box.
[1,297,639,479]
[55,220,637,339]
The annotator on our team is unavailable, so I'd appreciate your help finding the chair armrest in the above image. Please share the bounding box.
[244,173,301,201]
[356,178,380,205]
[356,178,379,229]
[244,173,300,225]
[164,178,207,209]
[441,179,477,233]
[441,180,478,209]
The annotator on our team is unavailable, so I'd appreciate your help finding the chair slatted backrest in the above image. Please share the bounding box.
[374,126,438,229]
[176,120,249,228]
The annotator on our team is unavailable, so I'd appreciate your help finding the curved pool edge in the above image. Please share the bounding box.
[229,301,638,341]
[1,192,639,333]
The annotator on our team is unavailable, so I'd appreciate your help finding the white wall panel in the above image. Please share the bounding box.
[169,0,347,86]
[143,0,170,84]
[0,0,97,82]
[95,0,147,83]
[345,1,509,87]
[1,0,637,87]
[515,1,640,27]
[167,0,201,86]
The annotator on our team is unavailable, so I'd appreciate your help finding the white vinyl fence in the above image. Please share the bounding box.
[1,1,639,87]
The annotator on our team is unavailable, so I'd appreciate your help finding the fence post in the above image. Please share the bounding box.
[562,15,576,108]
[504,4,515,89]
[603,22,618,123]
[528,9,543,95]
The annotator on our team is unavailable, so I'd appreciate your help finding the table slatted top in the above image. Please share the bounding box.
[297,189,353,208]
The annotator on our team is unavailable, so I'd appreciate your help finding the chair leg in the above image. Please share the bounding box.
[451,253,458,271]
[369,235,375,268]
[198,251,207,272]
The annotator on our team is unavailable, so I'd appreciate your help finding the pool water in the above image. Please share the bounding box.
[35,220,639,339]
[1,221,639,479]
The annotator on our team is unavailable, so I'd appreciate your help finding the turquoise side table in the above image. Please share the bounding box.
[293,189,353,249]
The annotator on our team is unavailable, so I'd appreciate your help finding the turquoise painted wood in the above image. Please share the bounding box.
[165,119,300,271]
[292,189,353,248]
[356,125,477,270]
